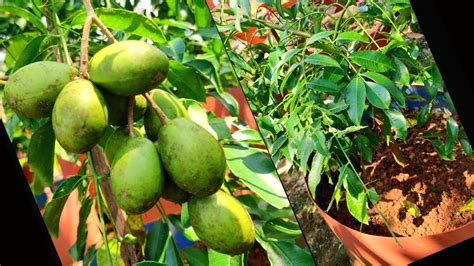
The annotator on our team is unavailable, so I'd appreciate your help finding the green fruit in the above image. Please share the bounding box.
[52,79,108,153]
[89,41,169,96]
[98,126,115,148]
[111,137,165,214]
[105,126,141,163]
[162,175,189,204]
[189,190,255,255]
[157,118,226,197]
[4,61,77,118]
[145,89,188,141]
[102,90,147,125]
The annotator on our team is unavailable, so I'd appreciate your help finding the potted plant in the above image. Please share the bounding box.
[212,0,474,264]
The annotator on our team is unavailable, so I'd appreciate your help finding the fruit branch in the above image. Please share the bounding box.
[91,147,143,264]
[127,97,135,137]
[80,0,117,78]
[143,93,169,125]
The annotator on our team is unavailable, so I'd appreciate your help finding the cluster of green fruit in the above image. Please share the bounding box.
[4,40,255,255]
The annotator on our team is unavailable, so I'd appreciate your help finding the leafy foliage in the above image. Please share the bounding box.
[211,0,473,232]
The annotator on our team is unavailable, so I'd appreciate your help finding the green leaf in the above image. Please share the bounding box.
[224,145,289,209]
[183,248,208,266]
[308,153,325,199]
[96,238,122,265]
[165,236,183,266]
[417,102,432,126]
[167,38,185,62]
[308,79,339,93]
[306,30,334,45]
[210,91,239,117]
[255,232,313,265]
[403,200,421,218]
[346,77,367,125]
[366,81,391,109]
[168,215,199,241]
[350,50,394,72]
[445,117,459,154]
[327,165,347,211]
[168,61,206,101]
[194,0,212,28]
[232,129,262,144]
[0,4,47,33]
[457,198,474,216]
[75,197,93,260]
[392,56,410,86]
[460,138,473,156]
[313,131,329,156]
[28,121,55,187]
[355,134,372,163]
[4,34,34,69]
[44,175,85,237]
[145,220,170,262]
[343,169,368,224]
[431,65,443,90]
[83,246,96,266]
[363,72,405,107]
[367,187,379,204]
[262,218,302,240]
[336,31,369,43]
[12,35,49,73]
[186,59,223,94]
[72,8,166,43]
[208,249,244,266]
[384,109,407,140]
[305,53,341,68]
[298,134,314,174]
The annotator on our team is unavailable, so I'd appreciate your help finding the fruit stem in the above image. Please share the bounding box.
[155,202,170,221]
[80,16,93,79]
[82,0,117,43]
[127,96,135,137]
[143,93,170,125]
[80,0,117,79]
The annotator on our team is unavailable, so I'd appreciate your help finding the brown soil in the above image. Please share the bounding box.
[317,113,474,237]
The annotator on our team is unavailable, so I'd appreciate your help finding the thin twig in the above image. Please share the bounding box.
[83,0,117,43]
[253,18,312,38]
[127,97,135,137]
[143,93,169,125]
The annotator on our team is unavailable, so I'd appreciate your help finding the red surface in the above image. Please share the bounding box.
[316,205,474,265]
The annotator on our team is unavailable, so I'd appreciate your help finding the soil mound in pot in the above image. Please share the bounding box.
[317,113,474,237]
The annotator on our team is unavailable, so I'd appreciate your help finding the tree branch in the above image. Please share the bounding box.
[127,97,135,137]
[143,93,169,125]
[91,147,143,265]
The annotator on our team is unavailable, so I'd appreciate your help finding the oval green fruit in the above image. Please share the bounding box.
[102,90,147,125]
[189,190,255,255]
[52,79,108,153]
[111,137,165,214]
[89,41,169,96]
[104,126,141,163]
[4,61,77,118]
[157,118,226,197]
[145,89,188,141]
